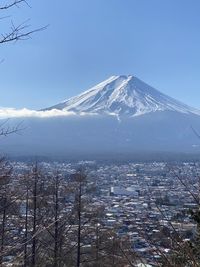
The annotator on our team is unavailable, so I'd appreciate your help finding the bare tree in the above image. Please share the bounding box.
[0,1,46,136]
[0,159,12,266]
[0,158,22,266]
[23,175,29,267]
[0,0,47,46]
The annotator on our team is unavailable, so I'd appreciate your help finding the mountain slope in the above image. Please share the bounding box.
[2,111,200,157]
[45,75,200,117]
[1,75,200,157]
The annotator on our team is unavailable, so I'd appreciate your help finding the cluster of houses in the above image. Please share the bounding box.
[10,160,199,266]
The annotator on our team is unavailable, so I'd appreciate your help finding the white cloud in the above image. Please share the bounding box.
[0,108,76,119]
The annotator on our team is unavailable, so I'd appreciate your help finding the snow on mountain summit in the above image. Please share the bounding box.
[46,75,200,117]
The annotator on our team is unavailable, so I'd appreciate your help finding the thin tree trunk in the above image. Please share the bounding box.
[77,180,82,267]
[0,198,6,266]
[54,174,59,267]
[31,167,37,267]
[24,188,29,267]
[95,224,100,266]
[112,237,115,267]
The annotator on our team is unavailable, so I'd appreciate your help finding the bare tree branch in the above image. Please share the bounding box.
[0,1,48,45]
[0,0,27,10]
[0,20,48,44]
[0,120,26,136]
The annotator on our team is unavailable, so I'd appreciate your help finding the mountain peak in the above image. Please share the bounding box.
[116,74,133,79]
[45,75,200,117]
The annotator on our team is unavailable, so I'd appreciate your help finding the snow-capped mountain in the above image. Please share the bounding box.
[2,75,200,158]
[46,75,200,117]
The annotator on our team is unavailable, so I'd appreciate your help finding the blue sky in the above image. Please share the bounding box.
[0,0,200,109]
